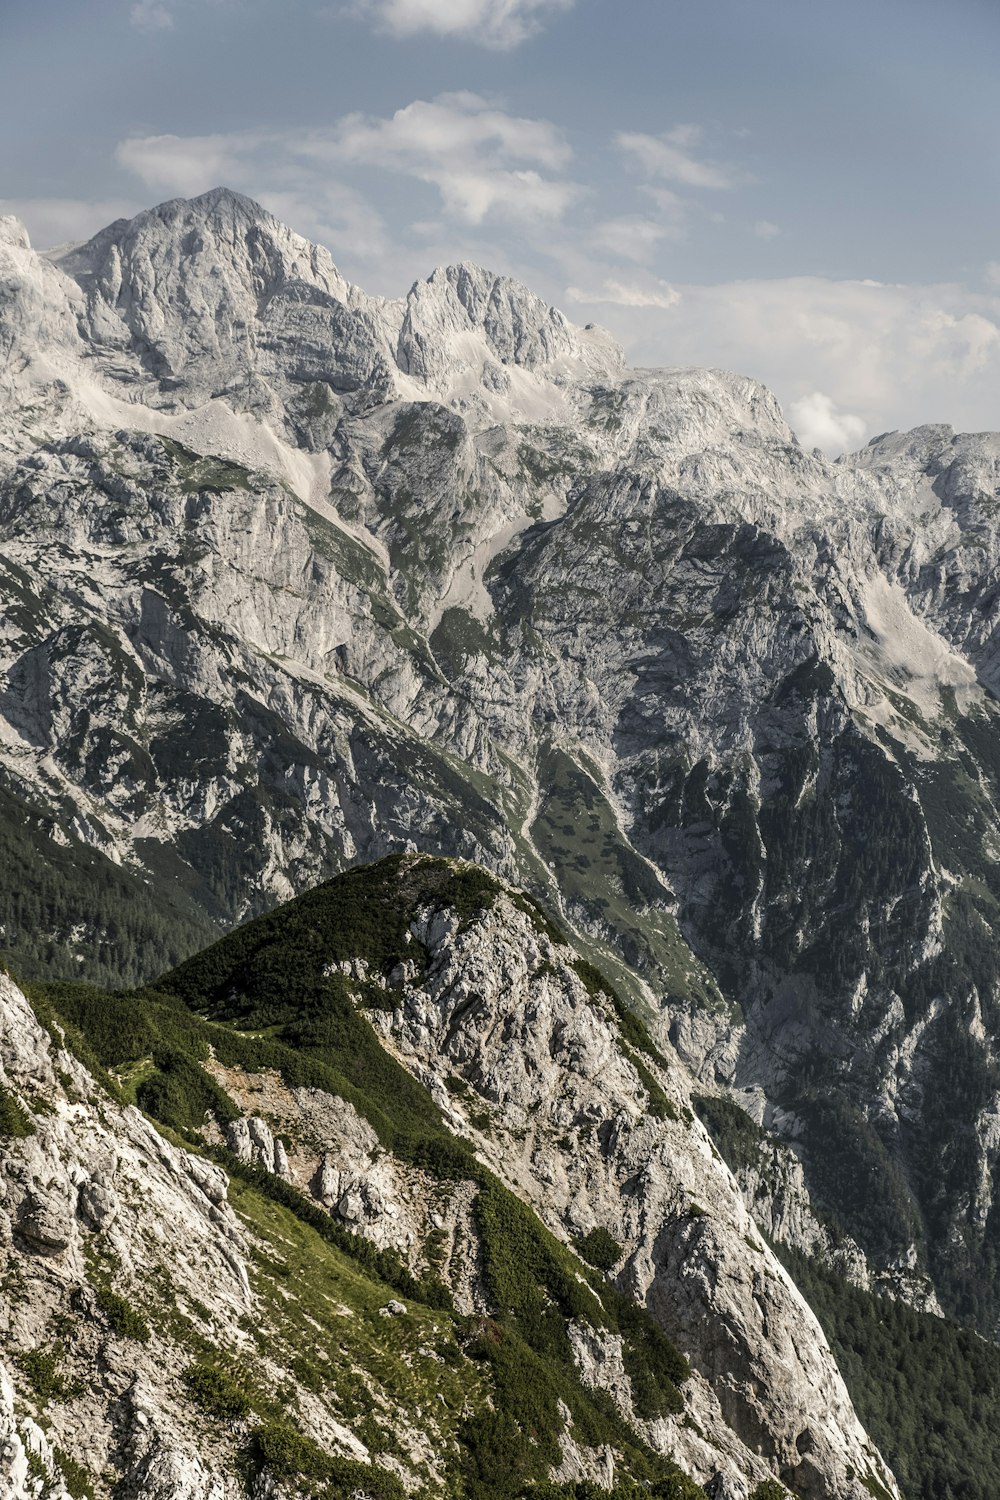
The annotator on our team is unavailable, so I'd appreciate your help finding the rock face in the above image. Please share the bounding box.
[0,970,253,1498]
[2,188,1000,1339]
[375,891,897,1500]
[0,860,903,1499]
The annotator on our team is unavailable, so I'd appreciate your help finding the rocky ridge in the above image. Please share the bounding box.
[0,856,901,1500]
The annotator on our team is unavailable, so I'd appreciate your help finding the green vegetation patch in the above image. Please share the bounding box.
[692,1094,764,1173]
[0,1079,35,1138]
[530,745,717,1011]
[0,776,217,989]
[16,1346,80,1403]
[52,1449,95,1500]
[249,1419,404,1499]
[576,1227,622,1272]
[94,1285,151,1343]
[183,1359,254,1420]
[780,1246,1000,1500]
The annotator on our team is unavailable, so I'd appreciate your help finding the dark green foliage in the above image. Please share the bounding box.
[182,1361,253,1420]
[460,1327,565,1497]
[95,1286,150,1342]
[794,1093,921,1267]
[572,960,669,1070]
[52,1449,95,1500]
[35,857,698,1498]
[781,1246,1000,1500]
[629,1054,678,1122]
[468,1175,687,1490]
[748,1484,787,1500]
[521,1479,706,1500]
[475,1178,605,1359]
[16,1346,79,1402]
[151,855,498,1168]
[0,776,216,987]
[692,1094,763,1172]
[576,1227,622,1272]
[136,1048,241,1133]
[649,1477,709,1500]
[511,890,567,946]
[607,1291,688,1419]
[248,1419,405,1499]
[0,1080,35,1138]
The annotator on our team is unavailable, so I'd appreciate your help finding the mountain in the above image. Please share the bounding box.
[0,856,902,1500]
[4,188,1000,1489]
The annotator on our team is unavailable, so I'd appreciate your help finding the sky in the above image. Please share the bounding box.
[1,0,999,452]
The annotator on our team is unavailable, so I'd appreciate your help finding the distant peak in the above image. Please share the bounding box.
[153,186,275,223]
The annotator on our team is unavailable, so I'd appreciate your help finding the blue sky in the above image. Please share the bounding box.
[2,0,999,449]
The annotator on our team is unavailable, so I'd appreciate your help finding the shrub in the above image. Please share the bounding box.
[16,1346,79,1402]
[95,1286,150,1342]
[576,1228,622,1273]
[136,1047,239,1133]
[182,1360,253,1419]
[53,1449,95,1500]
[248,1419,405,1499]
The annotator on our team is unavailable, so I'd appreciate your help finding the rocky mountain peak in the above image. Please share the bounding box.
[397,257,623,394]
[51,188,357,395]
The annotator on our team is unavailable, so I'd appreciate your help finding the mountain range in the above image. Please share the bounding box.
[2,187,1000,1499]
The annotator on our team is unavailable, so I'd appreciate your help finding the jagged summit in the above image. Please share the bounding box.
[0,189,624,434]
[398,259,624,388]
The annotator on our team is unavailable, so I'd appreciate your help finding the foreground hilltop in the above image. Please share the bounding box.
[3,190,1000,1395]
[0,855,898,1500]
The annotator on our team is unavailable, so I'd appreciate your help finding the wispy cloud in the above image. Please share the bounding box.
[110,103,1000,455]
[117,94,582,233]
[129,0,175,29]
[617,125,749,191]
[347,0,574,49]
[573,273,1000,452]
[754,219,781,241]
[590,214,684,264]
[116,132,254,195]
[316,92,579,224]
[566,278,681,310]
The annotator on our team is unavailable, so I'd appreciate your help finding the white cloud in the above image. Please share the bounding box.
[579,274,1000,453]
[348,0,573,48]
[754,219,780,240]
[130,0,175,28]
[118,95,581,237]
[788,392,866,453]
[617,126,748,191]
[566,278,680,310]
[328,92,571,173]
[111,109,1000,452]
[317,93,579,225]
[116,132,253,195]
[986,261,1000,290]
